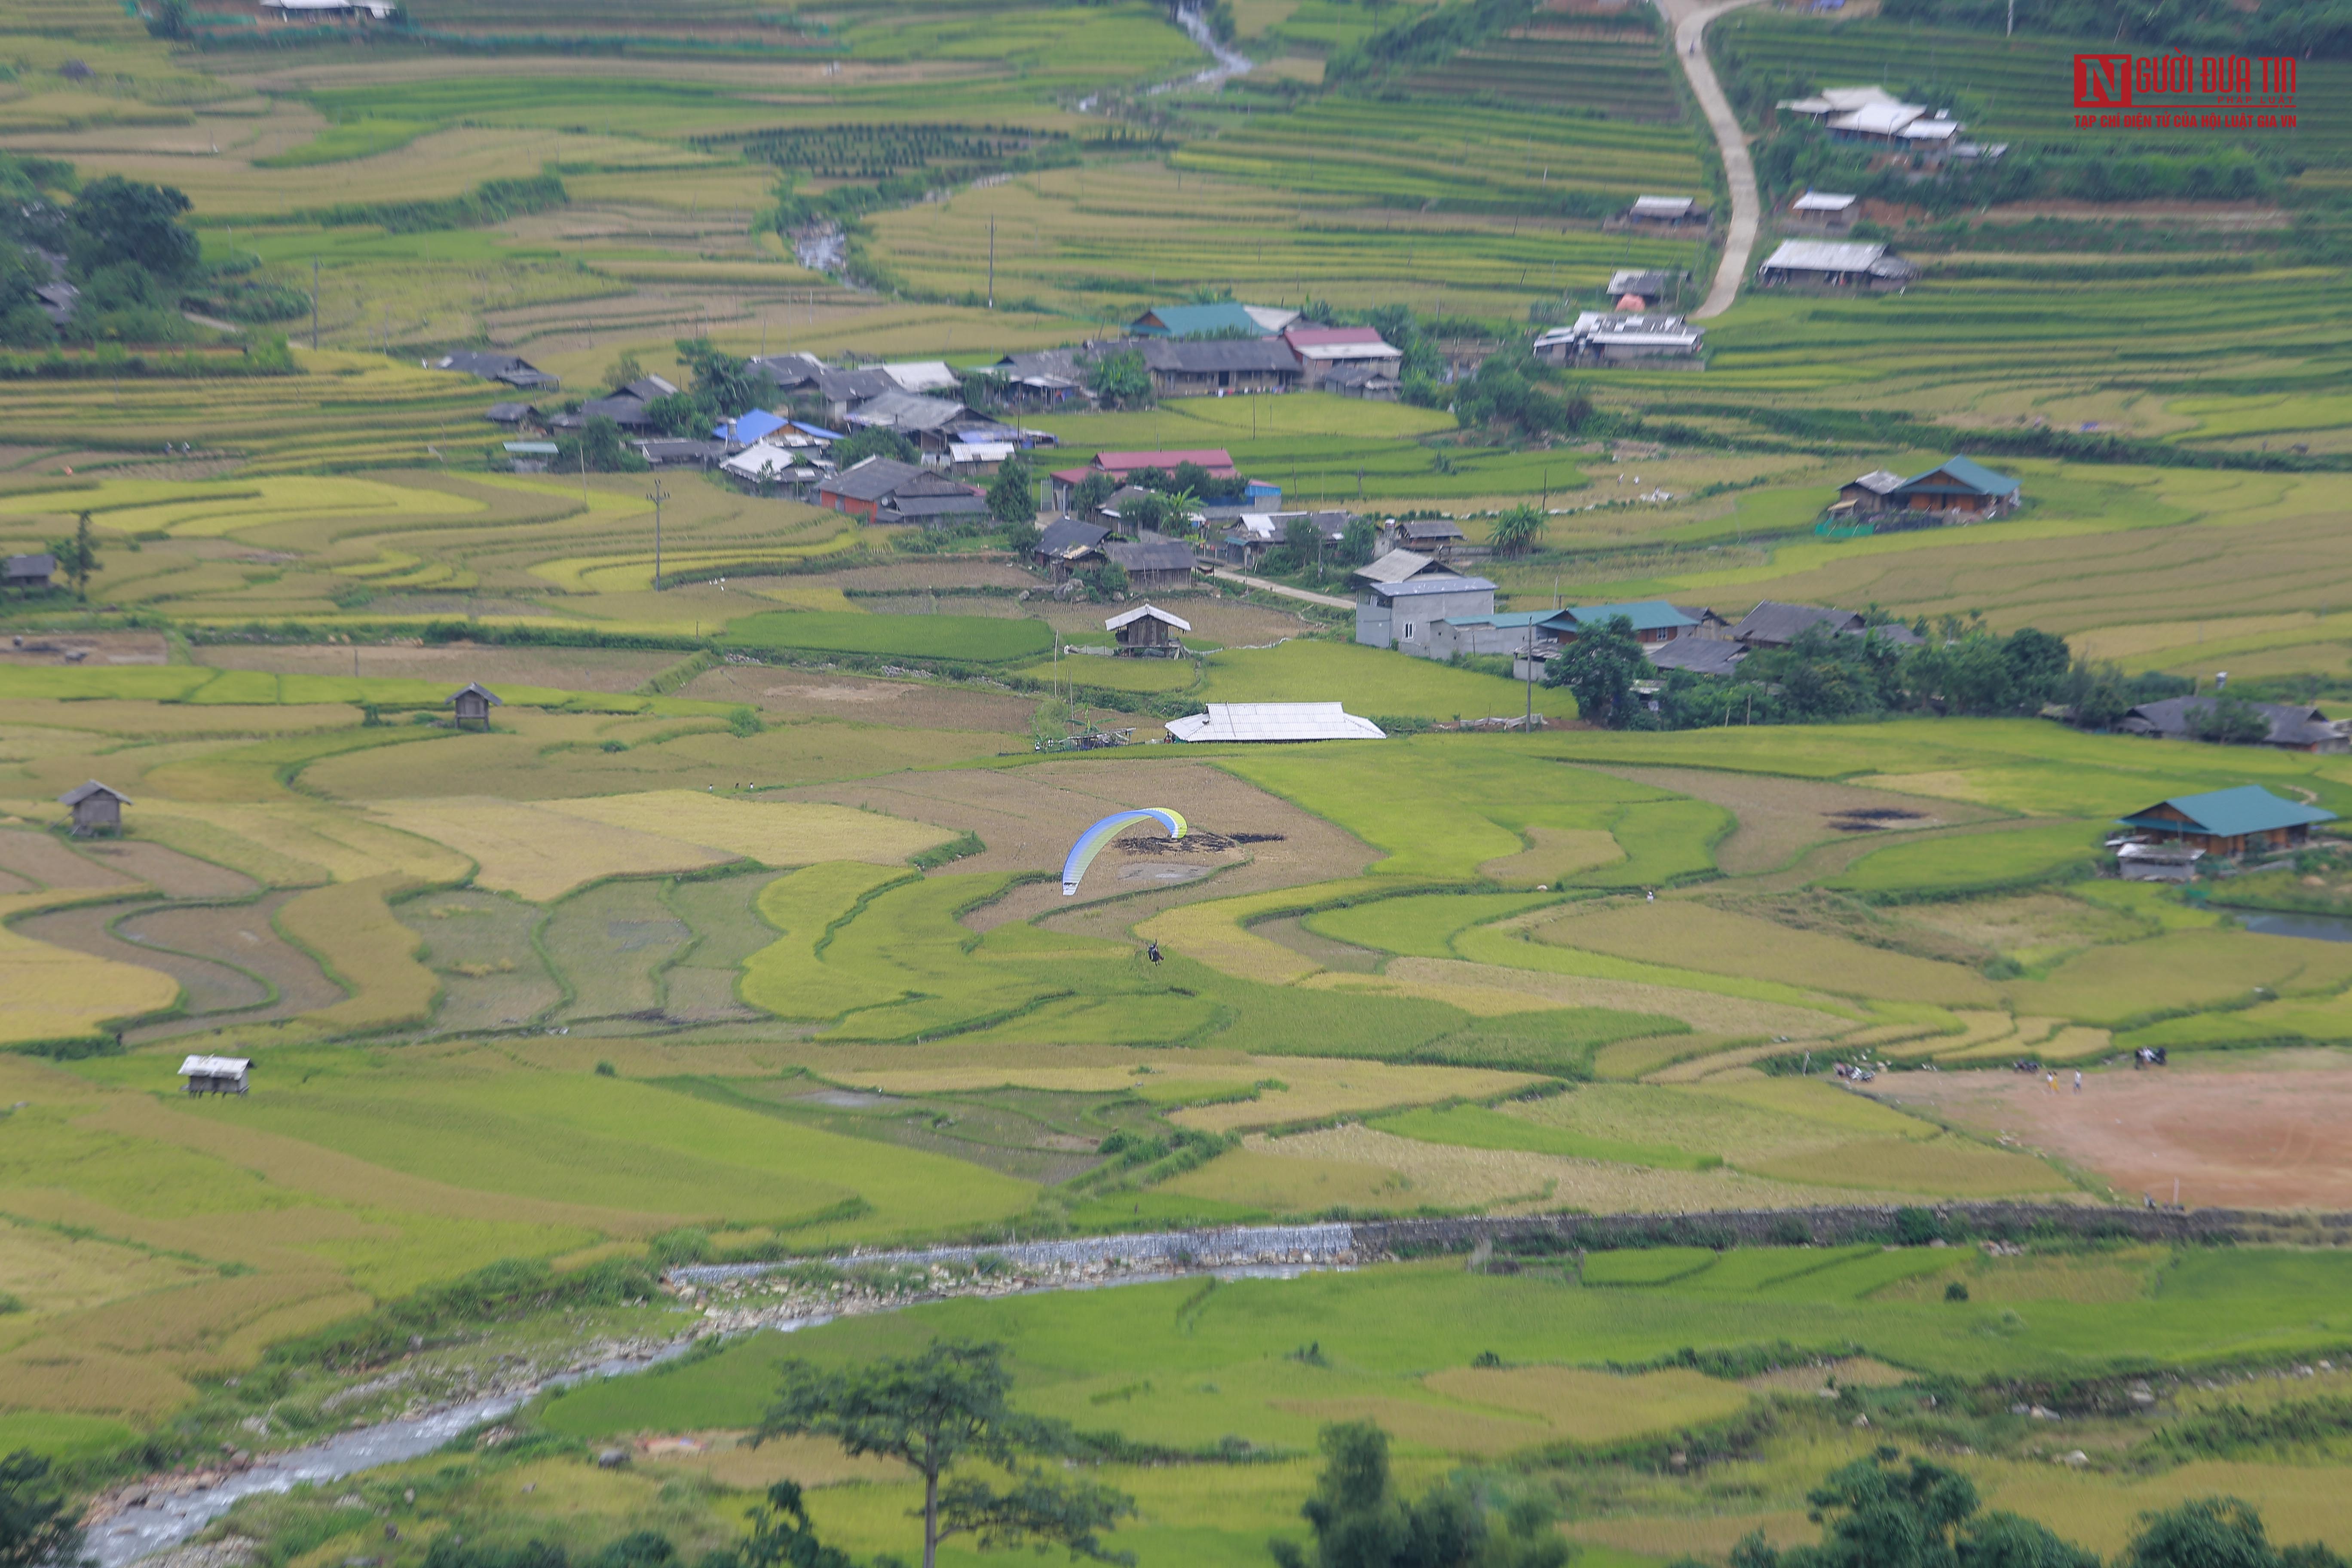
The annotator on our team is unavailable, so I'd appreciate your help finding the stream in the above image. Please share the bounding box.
[1157,4,1253,93]
[89,1225,1358,1568]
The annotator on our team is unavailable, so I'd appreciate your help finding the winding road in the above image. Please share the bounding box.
[1661,0,1770,319]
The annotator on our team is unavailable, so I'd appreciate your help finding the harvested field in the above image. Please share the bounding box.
[1167,1061,1543,1134]
[196,644,684,693]
[0,631,170,668]
[0,829,144,892]
[68,840,258,900]
[542,878,692,1023]
[1592,766,1998,876]
[1534,899,2001,1007]
[14,901,263,1018]
[0,905,184,1046]
[1155,1145,1411,1212]
[1369,955,1856,1039]
[677,664,1039,734]
[1874,1050,2352,1209]
[366,797,733,903]
[809,561,1037,592]
[119,891,349,1039]
[1420,1367,1749,1448]
[545,792,950,867]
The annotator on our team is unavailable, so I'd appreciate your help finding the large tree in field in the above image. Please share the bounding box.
[1270,1421,1566,1568]
[0,1449,78,1568]
[1544,614,1650,729]
[1730,1452,2095,1568]
[755,1340,1134,1568]
[67,175,200,283]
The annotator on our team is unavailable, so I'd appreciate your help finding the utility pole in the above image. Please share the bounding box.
[1525,623,1534,731]
[2006,0,2014,34]
[987,215,996,310]
[310,257,319,350]
[646,479,669,591]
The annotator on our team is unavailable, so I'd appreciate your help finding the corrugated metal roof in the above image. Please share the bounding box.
[1371,575,1498,600]
[1793,191,1857,211]
[2116,785,2337,838]
[1759,240,1890,273]
[1094,449,1236,474]
[1106,603,1193,632]
[180,1054,250,1076]
[58,779,129,806]
[1166,703,1386,742]
[1896,455,2019,496]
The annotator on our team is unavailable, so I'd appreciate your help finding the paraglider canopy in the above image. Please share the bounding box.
[1063,808,1187,895]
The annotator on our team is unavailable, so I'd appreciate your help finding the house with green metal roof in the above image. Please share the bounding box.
[2114,784,2336,858]
[1127,303,1283,339]
[1887,455,2021,518]
[1539,601,1702,644]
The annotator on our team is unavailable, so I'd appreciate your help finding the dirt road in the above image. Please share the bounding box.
[1661,0,1770,319]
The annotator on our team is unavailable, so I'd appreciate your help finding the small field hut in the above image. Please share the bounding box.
[1106,603,1191,657]
[58,780,128,836]
[450,682,502,729]
[180,1054,250,1096]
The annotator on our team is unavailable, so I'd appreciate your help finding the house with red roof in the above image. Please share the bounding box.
[1281,326,1402,388]
[1049,449,1238,511]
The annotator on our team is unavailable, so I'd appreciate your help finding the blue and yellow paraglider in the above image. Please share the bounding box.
[1063,808,1187,896]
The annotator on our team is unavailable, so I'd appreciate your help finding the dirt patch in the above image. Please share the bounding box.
[679,663,1038,735]
[15,899,266,1018]
[70,839,258,899]
[1872,1050,2352,1209]
[195,643,680,692]
[0,829,143,891]
[119,891,348,1041]
[0,631,169,667]
[1592,766,1996,876]
[772,759,1373,934]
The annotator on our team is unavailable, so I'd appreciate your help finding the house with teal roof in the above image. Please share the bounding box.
[2114,785,2336,858]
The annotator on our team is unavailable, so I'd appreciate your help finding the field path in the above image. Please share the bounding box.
[1203,567,1353,610]
[1661,0,1770,319]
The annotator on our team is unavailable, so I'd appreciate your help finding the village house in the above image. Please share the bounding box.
[57,779,128,836]
[1049,449,1239,511]
[1106,603,1191,657]
[1377,519,1467,559]
[1103,535,1198,594]
[1321,361,1403,401]
[1734,601,1876,647]
[879,361,960,395]
[750,352,827,393]
[720,441,823,499]
[1645,636,1749,677]
[449,683,502,729]
[4,553,55,590]
[2118,697,2349,753]
[429,350,557,390]
[1033,517,1111,581]
[809,367,903,423]
[1138,339,1303,398]
[818,456,987,522]
[1606,269,1681,308]
[1776,86,1971,157]
[1356,570,1498,658]
[2115,784,2338,857]
[1885,456,2021,519]
[1127,303,1298,338]
[1612,195,1709,231]
[1755,240,1920,292]
[985,350,1089,409]
[570,375,679,433]
[1545,601,1701,646]
[1533,311,1705,369]
[1785,191,1859,236]
[1832,469,1906,518]
[632,437,727,469]
[1676,605,1736,639]
[1166,702,1385,742]
[1420,609,1562,662]
[1282,326,1403,388]
[484,401,542,430]
[180,1054,251,1096]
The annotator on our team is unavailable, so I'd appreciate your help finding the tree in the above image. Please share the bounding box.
[834,427,919,469]
[678,337,766,420]
[755,1340,1135,1568]
[2000,627,2072,709]
[1338,515,1379,567]
[1269,1421,1567,1568]
[1731,1453,2095,1568]
[1488,503,1545,556]
[737,1482,852,1568]
[559,415,646,474]
[0,1449,78,1568]
[603,351,646,392]
[1544,615,1650,729]
[2119,1498,2282,1568]
[644,392,706,438]
[1087,348,1152,410]
[1071,472,1118,518]
[67,176,199,284]
[0,240,54,347]
[46,511,96,600]
[144,0,191,36]
[988,453,1037,526]
[2187,693,2270,746]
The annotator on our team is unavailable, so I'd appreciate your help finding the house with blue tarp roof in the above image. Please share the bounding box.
[2115,785,2336,858]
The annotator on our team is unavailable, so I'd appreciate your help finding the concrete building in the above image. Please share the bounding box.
[1786,191,1859,235]
[1355,573,1497,657]
[1532,312,1704,368]
[1755,240,1920,292]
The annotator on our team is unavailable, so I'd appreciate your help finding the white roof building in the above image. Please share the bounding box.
[180,1054,251,1077]
[1629,196,1696,219]
[1777,85,1903,117]
[880,361,960,394]
[1792,191,1857,213]
[720,442,820,483]
[1241,305,1303,333]
[1105,604,1192,634]
[1165,702,1386,742]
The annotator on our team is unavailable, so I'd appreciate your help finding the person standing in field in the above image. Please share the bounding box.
[2073,1070,2082,1093]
